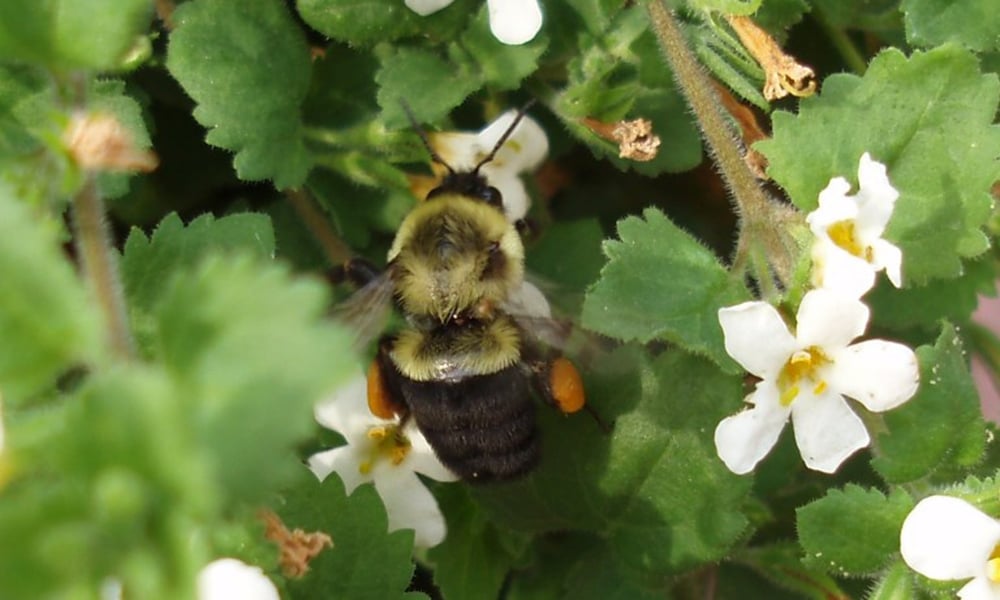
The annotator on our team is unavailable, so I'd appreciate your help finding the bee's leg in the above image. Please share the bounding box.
[368,357,407,419]
[532,357,612,433]
[326,257,382,288]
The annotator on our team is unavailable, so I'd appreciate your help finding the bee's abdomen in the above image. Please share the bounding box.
[397,366,539,482]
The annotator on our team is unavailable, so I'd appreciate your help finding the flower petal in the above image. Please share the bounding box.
[811,239,877,298]
[374,470,448,548]
[900,495,1000,581]
[502,280,552,319]
[483,171,530,221]
[486,0,543,45]
[790,390,868,473]
[957,576,1000,600]
[197,558,279,600]
[403,0,454,16]
[430,131,480,171]
[807,177,857,234]
[714,382,790,474]
[829,339,919,412]
[308,446,370,493]
[718,301,797,379]
[795,289,869,350]
[871,238,903,288]
[314,374,373,443]
[477,111,548,173]
[405,424,460,482]
[854,153,898,234]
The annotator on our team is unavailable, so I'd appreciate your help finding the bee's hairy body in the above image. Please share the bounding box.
[337,112,588,483]
[378,192,544,482]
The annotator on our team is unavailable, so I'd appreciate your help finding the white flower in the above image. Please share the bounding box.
[403,0,543,45]
[714,289,919,474]
[430,110,548,222]
[487,0,543,45]
[807,152,903,298]
[197,558,279,600]
[308,374,458,548]
[900,495,1000,599]
[404,0,454,16]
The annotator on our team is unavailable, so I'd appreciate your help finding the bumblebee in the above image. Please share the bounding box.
[336,109,588,482]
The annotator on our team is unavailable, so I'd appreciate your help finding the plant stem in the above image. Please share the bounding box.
[286,189,353,266]
[645,0,802,287]
[811,5,867,75]
[72,176,135,359]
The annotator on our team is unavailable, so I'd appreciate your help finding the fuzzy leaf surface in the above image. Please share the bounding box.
[902,0,1000,51]
[758,46,1000,283]
[582,208,748,370]
[0,0,151,71]
[796,485,914,576]
[0,185,99,399]
[166,0,313,188]
[376,47,480,129]
[473,349,750,576]
[278,472,422,600]
[153,255,353,502]
[872,323,986,484]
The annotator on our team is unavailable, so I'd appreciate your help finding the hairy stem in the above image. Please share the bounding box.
[286,189,353,266]
[72,177,135,359]
[645,1,802,287]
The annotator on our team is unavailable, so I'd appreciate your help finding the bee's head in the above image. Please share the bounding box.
[388,195,524,323]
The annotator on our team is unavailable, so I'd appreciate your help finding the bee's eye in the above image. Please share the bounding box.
[481,186,503,208]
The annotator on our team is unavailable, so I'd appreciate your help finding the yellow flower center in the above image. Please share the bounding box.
[358,425,412,475]
[988,545,1000,582]
[826,220,874,262]
[777,347,830,406]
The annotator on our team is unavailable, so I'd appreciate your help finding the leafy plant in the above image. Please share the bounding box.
[1,0,998,598]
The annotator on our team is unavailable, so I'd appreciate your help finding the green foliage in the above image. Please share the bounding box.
[278,472,422,599]
[0,0,152,72]
[2,0,999,598]
[758,45,1000,283]
[166,0,314,189]
[872,324,986,484]
[582,208,749,371]
[0,184,98,400]
[796,485,914,576]
[902,0,1000,52]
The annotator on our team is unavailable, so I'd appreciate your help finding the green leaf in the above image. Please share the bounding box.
[296,0,474,47]
[153,254,354,501]
[730,543,849,600]
[688,0,763,15]
[902,0,1000,52]
[582,208,749,371]
[474,349,750,575]
[90,78,154,200]
[166,0,314,188]
[277,471,419,600]
[868,561,917,600]
[757,45,1000,283]
[0,63,49,157]
[796,485,913,577]
[376,47,481,129]
[867,255,996,332]
[0,0,152,72]
[428,486,527,600]
[872,323,986,484]
[0,184,99,400]
[454,5,547,91]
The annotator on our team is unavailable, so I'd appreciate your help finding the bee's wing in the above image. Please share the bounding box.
[501,280,574,351]
[332,270,396,350]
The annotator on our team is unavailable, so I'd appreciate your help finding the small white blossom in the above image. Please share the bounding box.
[308,374,458,548]
[901,495,1000,599]
[807,152,903,298]
[430,110,548,222]
[714,289,919,474]
[403,0,543,45]
[197,558,279,600]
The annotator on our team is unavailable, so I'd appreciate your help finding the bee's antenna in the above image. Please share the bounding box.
[400,100,456,176]
[472,99,537,174]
